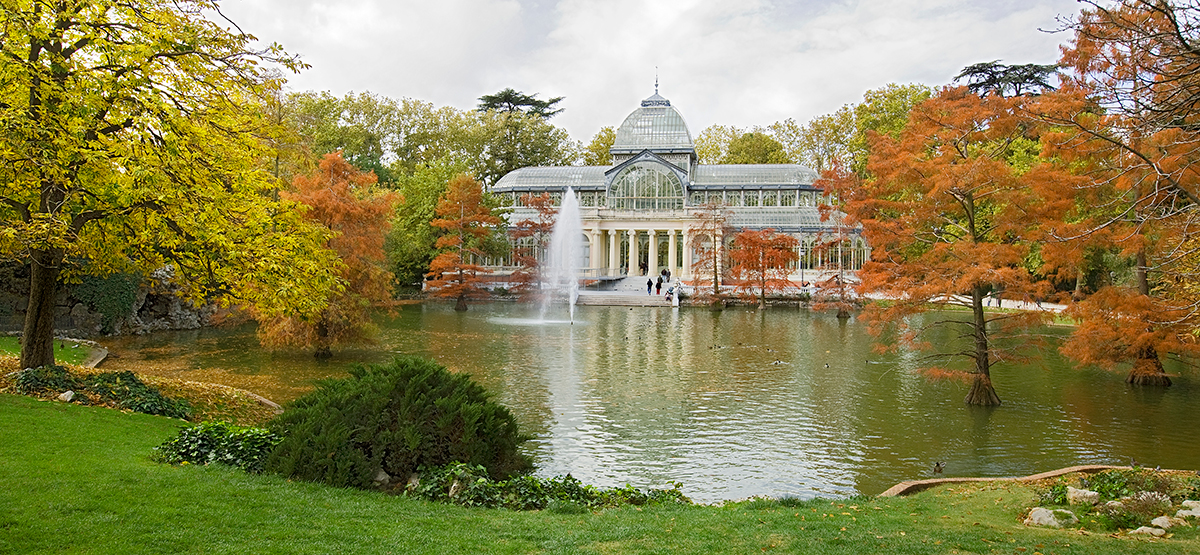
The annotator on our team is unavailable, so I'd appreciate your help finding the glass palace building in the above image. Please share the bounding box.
[492,91,867,281]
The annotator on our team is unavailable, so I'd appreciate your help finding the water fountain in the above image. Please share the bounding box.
[542,187,584,322]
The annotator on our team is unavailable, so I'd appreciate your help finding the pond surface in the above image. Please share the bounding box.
[102,303,1199,503]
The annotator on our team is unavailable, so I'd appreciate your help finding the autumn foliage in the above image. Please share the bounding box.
[507,192,557,295]
[426,174,502,311]
[1031,0,1200,385]
[257,152,400,357]
[688,203,731,301]
[832,86,1067,405]
[728,229,798,308]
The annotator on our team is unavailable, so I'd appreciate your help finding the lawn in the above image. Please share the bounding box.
[0,335,94,366]
[1,394,1194,554]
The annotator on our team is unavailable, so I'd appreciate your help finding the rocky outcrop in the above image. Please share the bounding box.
[1024,507,1079,528]
[0,265,216,338]
[1067,486,1100,506]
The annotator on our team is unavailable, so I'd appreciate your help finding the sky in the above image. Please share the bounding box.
[216,0,1085,143]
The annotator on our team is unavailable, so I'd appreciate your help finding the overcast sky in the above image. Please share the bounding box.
[217,0,1084,143]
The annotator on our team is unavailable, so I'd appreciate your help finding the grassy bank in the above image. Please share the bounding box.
[1,394,1194,554]
[0,336,92,366]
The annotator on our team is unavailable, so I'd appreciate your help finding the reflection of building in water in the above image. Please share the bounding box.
[491,90,868,281]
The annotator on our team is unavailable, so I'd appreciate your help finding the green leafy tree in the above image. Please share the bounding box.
[721,132,792,164]
[582,127,616,166]
[0,0,340,369]
[470,110,577,186]
[775,84,932,175]
[477,88,564,119]
[695,125,743,165]
[955,61,1058,97]
[386,157,466,290]
[284,91,399,185]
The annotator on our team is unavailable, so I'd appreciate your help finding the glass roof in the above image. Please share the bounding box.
[493,166,608,190]
[727,207,850,231]
[612,94,695,152]
[692,164,818,187]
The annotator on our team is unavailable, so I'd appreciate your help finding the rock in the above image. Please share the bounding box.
[1151,516,1187,529]
[372,469,391,487]
[1024,507,1079,528]
[406,473,421,492]
[1104,500,1125,510]
[57,390,74,402]
[1129,526,1166,537]
[1067,486,1100,506]
[448,479,464,499]
[1184,500,1200,510]
[1176,507,1200,519]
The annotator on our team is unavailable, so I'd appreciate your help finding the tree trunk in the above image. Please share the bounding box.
[20,249,61,369]
[1127,345,1171,386]
[313,319,332,359]
[455,294,468,312]
[964,373,1002,406]
[1126,249,1170,386]
[965,286,1001,406]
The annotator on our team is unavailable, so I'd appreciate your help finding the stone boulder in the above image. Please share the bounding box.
[1024,507,1079,528]
[1177,500,1200,519]
[1067,486,1099,506]
[1151,516,1187,529]
[1129,526,1166,537]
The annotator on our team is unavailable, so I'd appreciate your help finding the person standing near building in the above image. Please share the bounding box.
[656,276,663,295]
[647,278,653,295]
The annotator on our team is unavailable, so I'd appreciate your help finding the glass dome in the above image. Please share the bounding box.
[611,93,695,153]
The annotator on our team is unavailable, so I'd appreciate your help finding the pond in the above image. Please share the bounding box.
[100,302,1199,503]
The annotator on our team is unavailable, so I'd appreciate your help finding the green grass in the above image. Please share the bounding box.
[0,335,93,366]
[1,393,1194,554]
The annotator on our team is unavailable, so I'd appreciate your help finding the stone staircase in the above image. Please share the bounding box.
[576,277,676,307]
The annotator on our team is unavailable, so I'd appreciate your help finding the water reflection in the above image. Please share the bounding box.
[101,303,1198,502]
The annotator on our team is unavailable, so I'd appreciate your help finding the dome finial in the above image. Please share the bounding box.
[655,67,659,95]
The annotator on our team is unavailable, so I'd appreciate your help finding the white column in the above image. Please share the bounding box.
[647,229,658,279]
[681,231,691,279]
[608,230,619,274]
[627,229,638,275]
[588,229,601,271]
[667,230,678,280]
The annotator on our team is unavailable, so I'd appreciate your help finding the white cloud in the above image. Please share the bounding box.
[217,0,1081,142]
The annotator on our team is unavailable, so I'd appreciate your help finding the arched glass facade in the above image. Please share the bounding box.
[607,162,684,210]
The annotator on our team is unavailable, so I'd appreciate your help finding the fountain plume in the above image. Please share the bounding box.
[542,187,584,321]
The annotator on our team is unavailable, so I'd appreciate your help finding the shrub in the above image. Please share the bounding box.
[1098,491,1172,529]
[266,355,532,490]
[85,371,191,419]
[14,365,79,395]
[14,366,189,419]
[405,462,692,511]
[153,421,281,473]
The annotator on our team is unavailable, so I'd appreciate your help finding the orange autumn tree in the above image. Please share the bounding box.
[1032,0,1200,386]
[728,228,799,308]
[258,152,400,358]
[427,174,502,311]
[508,192,557,295]
[831,86,1065,406]
[689,202,732,302]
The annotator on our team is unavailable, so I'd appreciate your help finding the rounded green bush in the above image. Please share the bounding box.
[265,355,531,489]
